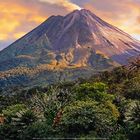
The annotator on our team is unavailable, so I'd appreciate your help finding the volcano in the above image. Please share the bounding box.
[0,9,140,89]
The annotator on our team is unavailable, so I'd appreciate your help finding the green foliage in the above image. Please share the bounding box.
[0,123,20,140]
[0,66,139,139]
[123,77,140,99]
[110,126,128,140]
[2,104,26,122]
[59,100,119,137]
[0,110,37,140]
[124,101,140,140]
[0,95,22,113]
[103,66,128,84]
[21,121,55,140]
[1,104,37,140]
[74,82,114,102]
[12,109,37,127]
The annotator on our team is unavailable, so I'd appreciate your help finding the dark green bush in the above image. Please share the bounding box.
[74,82,114,102]
[59,100,119,137]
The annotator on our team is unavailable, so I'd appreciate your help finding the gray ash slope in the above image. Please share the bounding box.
[0,9,140,89]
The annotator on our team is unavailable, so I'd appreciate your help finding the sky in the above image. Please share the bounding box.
[0,0,140,50]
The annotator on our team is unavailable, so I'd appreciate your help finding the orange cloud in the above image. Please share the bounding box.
[0,0,80,42]
[0,0,48,41]
[0,18,20,32]
[0,34,8,41]
[29,16,47,23]
[13,32,26,39]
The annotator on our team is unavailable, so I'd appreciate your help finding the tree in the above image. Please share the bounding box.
[74,82,114,102]
[2,104,26,123]
[128,56,140,71]
[124,101,140,140]
[1,104,37,139]
[122,76,140,100]
[59,100,119,138]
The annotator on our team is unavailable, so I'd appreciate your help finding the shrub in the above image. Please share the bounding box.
[124,101,140,140]
[2,104,26,123]
[59,100,119,137]
[22,121,60,140]
[74,82,114,102]
[1,104,37,139]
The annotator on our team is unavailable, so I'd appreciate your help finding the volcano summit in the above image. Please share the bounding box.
[0,9,140,89]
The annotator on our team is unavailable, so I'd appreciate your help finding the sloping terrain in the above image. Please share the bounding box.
[0,9,140,89]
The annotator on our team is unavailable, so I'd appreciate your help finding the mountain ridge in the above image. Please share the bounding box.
[0,9,140,89]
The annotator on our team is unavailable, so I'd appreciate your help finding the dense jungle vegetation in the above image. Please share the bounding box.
[0,62,140,140]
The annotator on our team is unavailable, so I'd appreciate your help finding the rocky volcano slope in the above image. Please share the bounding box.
[0,9,140,89]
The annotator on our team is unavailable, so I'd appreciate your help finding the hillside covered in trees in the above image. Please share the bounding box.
[0,62,140,139]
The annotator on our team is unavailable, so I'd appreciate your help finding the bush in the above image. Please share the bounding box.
[124,101,140,140]
[1,104,37,139]
[22,121,60,140]
[74,82,114,102]
[59,100,119,137]
[2,104,26,123]
[123,77,140,100]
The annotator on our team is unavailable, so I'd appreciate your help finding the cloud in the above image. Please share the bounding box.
[0,0,80,43]
[0,19,20,40]
[39,0,81,11]
[0,0,47,41]
[13,32,26,39]
[0,0,78,48]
